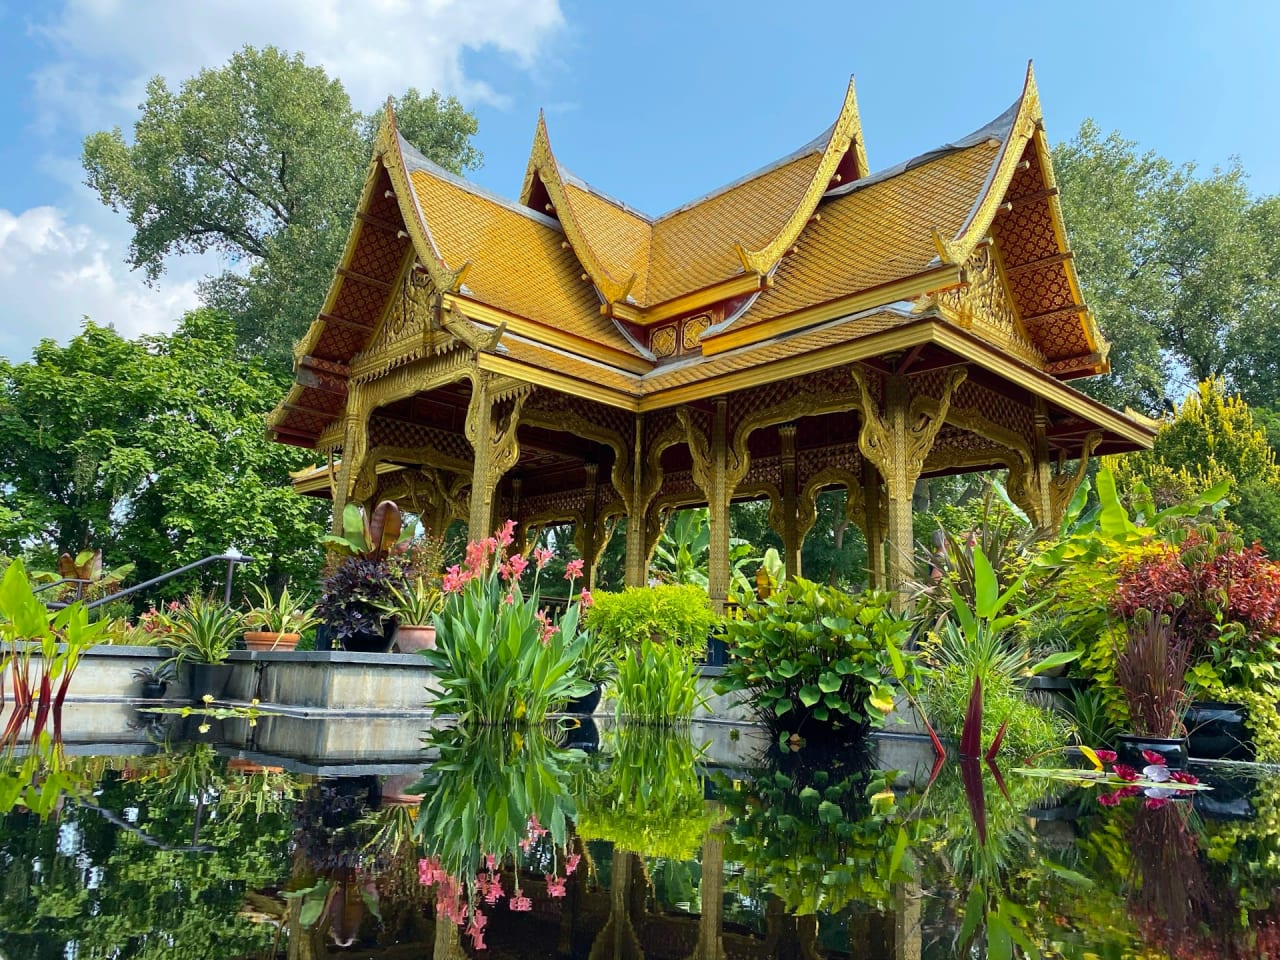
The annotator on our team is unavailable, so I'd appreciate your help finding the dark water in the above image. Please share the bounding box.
[3,720,1279,959]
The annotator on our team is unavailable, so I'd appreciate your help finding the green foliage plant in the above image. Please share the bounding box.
[165,594,243,666]
[716,579,921,744]
[421,523,592,726]
[0,560,111,761]
[922,547,1075,758]
[378,576,442,626]
[244,583,319,637]
[612,637,701,724]
[585,584,718,656]
[651,507,758,595]
[322,501,416,562]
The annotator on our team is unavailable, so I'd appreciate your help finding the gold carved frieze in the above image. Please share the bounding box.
[921,244,1043,367]
[682,314,711,350]
[650,325,678,359]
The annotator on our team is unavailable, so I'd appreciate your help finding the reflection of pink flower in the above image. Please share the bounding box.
[565,853,580,875]
[510,895,532,912]
[1144,797,1170,810]
[418,857,445,887]
[1098,791,1123,807]
[1140,749,1167,766]
[546,874,566,897]
[1112,763,1140,782]
[1095,749,1117,763]
[564,558,584,580]
[485,854,498,871]
[1114,785,1141,799]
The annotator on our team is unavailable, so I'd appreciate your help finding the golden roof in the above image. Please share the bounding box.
[269,64,1127,451]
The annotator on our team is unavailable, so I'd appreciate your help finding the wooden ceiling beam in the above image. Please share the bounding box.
[356,210,409,235]
[1022,303,1087,326]
[317,312,374,333]
[336,267,393,291]
[1004,251,1073,279]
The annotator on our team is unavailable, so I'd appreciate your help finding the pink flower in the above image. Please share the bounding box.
[510,895,532,912]
[565,853,580,875]
[534,547,554,571]
[564,558,584,581]
[1095,749,1117,763]
[1112,763,1140,782]
[167,600,181,612]
[508,552,529,580]
[536,611,556,645]
[1140,749,1168,766]
[579,589,594,609]
[1170,771,1199,785]
[545,874,566,898]
[496,519,516,548]
[442,565,466,594]
[503,591,515,606]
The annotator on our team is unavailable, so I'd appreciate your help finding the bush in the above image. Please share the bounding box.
[586,584,718,656]
[715,579,921,743]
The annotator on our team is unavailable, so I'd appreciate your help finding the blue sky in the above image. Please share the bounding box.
[2,0,1278,361]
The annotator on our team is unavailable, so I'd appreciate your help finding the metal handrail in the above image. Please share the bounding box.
[70,551,255,611]
[32,577,94,599]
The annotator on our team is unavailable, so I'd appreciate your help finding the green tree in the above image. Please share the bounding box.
[1053,121,1280,413]
[1112,378,1280,553]
[0,313,327,593]
[83,45,481,372]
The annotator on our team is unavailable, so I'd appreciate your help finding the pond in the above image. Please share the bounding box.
[2,713,1279,959]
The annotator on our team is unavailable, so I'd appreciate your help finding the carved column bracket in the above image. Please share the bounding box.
[465,372,533,542]
[850,365,967,599]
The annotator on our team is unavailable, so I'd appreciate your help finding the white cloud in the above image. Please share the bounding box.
[31,0,566,128]
[0,205,201,362]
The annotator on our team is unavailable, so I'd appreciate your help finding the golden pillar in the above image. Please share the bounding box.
[464,373,528,544]
[851,367,966,603]
[331,391,370,533]
[706,398,731,612]
[576,463,599,588]
[861,458,885,590]
[778,423,801,580]
[624,413,648,588]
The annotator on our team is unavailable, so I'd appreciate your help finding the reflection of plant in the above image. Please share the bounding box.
[717,751,921,915]
[575,727,714,860]
[717,579,919,743]
[423,524,591,726]
[612,637,700,724]
[411,725,582,950]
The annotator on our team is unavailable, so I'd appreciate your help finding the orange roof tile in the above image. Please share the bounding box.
[403,163,637,356]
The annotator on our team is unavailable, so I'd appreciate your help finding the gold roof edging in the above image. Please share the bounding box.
[735,75,869,276]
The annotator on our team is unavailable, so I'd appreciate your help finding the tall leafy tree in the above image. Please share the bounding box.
[0,313,328,591]
[1054,121,1280,413]
[83,45,481,372]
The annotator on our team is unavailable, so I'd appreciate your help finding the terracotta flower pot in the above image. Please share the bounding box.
[244,631,301,652]
[393,624,436,653]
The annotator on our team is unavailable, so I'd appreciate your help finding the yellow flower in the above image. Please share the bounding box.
[248,719,257,727]
[198,723,211,734]
[251,698,260,706]
[202,693,214,703]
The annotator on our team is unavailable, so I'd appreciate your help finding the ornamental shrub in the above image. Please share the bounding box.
[421,522,593,726]
[715,579,922,743]
[612,637,701,724]
[585,584,718,656]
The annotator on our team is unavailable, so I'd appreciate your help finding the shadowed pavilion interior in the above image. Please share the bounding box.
[271,62,1155,607]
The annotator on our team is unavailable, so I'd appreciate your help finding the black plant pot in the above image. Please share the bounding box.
[1115,733,1187,769]
[139,680,168,700]
[560,717,600,751]
[1185,700,1254,761]
[565,684,603,716]
[340,630,393,653]
[187,662,234,702]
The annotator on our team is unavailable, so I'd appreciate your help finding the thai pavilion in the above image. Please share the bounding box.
[270,64,1154,607]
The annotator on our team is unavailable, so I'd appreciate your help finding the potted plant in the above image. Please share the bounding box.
[1113,610,1193,767]
[166,594,244,702]
[381,577,442,653]
[132,662,174,699]
[585,584,719,658]
[565,628,616,715]
[244,583,319,651]
[317,501,413,652]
